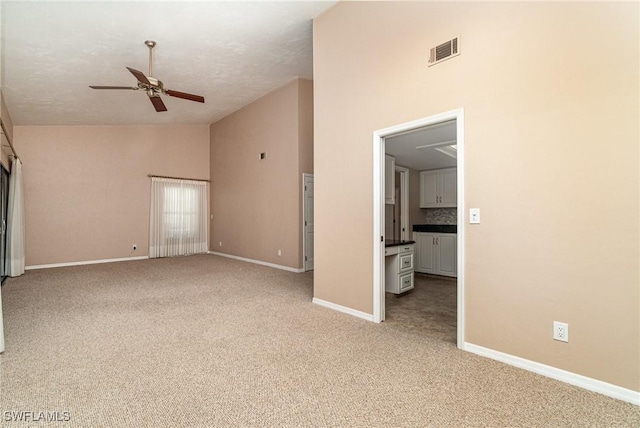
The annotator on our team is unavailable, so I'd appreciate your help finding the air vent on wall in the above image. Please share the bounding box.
[428,36,460,67]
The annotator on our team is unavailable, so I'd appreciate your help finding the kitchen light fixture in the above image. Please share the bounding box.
[415,139,456,150]
[435,144,457,159]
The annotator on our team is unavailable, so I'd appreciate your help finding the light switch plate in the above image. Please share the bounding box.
[470,208,480,224]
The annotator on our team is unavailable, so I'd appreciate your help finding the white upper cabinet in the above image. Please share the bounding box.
[385,155,395,205]
[420,167,456,208]
[419,170,438,207]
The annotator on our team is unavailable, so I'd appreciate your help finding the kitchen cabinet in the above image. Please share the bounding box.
[414,232,457,277]
[385,243,414,294]
[385,155,395,205]
[420,168,456,208]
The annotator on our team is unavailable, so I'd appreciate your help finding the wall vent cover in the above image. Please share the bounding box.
[428,36,460,66]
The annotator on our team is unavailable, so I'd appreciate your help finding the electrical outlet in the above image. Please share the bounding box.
[277,249,282,256]
[219,241,222,247]
[132,244,137,251]
[553,321,569,342]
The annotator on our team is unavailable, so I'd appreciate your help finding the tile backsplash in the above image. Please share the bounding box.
[423,208,457,225]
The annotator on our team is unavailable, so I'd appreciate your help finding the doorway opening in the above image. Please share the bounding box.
[373,109,465,349]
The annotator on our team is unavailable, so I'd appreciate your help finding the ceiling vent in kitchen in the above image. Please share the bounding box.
[428,36,460,67]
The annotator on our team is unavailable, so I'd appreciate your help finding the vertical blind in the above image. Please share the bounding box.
[149,177,208,258]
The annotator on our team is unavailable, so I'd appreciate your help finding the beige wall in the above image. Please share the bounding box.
[0,3,6,170]
[297,79,314,267]
[0,91,14,170]
[14,125,209,266]
[314,2,639,391]
[298,79,314,175]
[0,0,3,88]
[210,78,313,269]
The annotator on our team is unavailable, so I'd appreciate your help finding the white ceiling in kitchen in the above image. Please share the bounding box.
[385,120,457,171]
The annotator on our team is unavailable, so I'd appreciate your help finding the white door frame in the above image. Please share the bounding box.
[373,108,466,350]
[302,173,314,271]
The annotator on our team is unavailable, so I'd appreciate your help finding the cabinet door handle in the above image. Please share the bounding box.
[436,237,439,245]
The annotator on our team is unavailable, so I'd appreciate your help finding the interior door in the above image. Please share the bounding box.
[303,174,314,271]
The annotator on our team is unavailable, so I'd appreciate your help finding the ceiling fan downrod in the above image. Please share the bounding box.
[145,40,156,77]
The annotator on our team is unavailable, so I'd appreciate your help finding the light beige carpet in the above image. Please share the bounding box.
[0,254,638,427]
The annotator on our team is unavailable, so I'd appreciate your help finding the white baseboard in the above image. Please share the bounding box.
[312,297,374,322]
[25,256,149,270]
[464,342,640,406]
[207,251,304,273]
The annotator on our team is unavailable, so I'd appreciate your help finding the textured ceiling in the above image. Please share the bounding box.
[1,1,335,126]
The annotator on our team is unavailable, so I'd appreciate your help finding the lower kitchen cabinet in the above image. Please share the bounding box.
[385,243,415,294]
[414,232,457,277]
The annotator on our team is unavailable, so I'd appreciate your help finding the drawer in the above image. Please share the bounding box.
[399,244,414,254]
[399,253,413,272]
[399,272,414,292]
[385,246,399,256]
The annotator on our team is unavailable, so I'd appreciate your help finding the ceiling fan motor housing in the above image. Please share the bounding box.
[143,76,164,94]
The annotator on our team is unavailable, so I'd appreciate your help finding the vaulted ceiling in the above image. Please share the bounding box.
[1,1,335,126]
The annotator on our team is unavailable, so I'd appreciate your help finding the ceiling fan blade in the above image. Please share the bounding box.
[149,95,167,112]
[126,67,150,85]
[166,89,205,103]
[89,86,136,90]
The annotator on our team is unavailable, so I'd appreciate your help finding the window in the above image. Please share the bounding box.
[149,177,208,258]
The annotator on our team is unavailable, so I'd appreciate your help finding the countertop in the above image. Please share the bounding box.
[385,240,416,248]
[412,224,457,233]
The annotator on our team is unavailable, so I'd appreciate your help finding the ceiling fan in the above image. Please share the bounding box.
[89,40,205,112]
